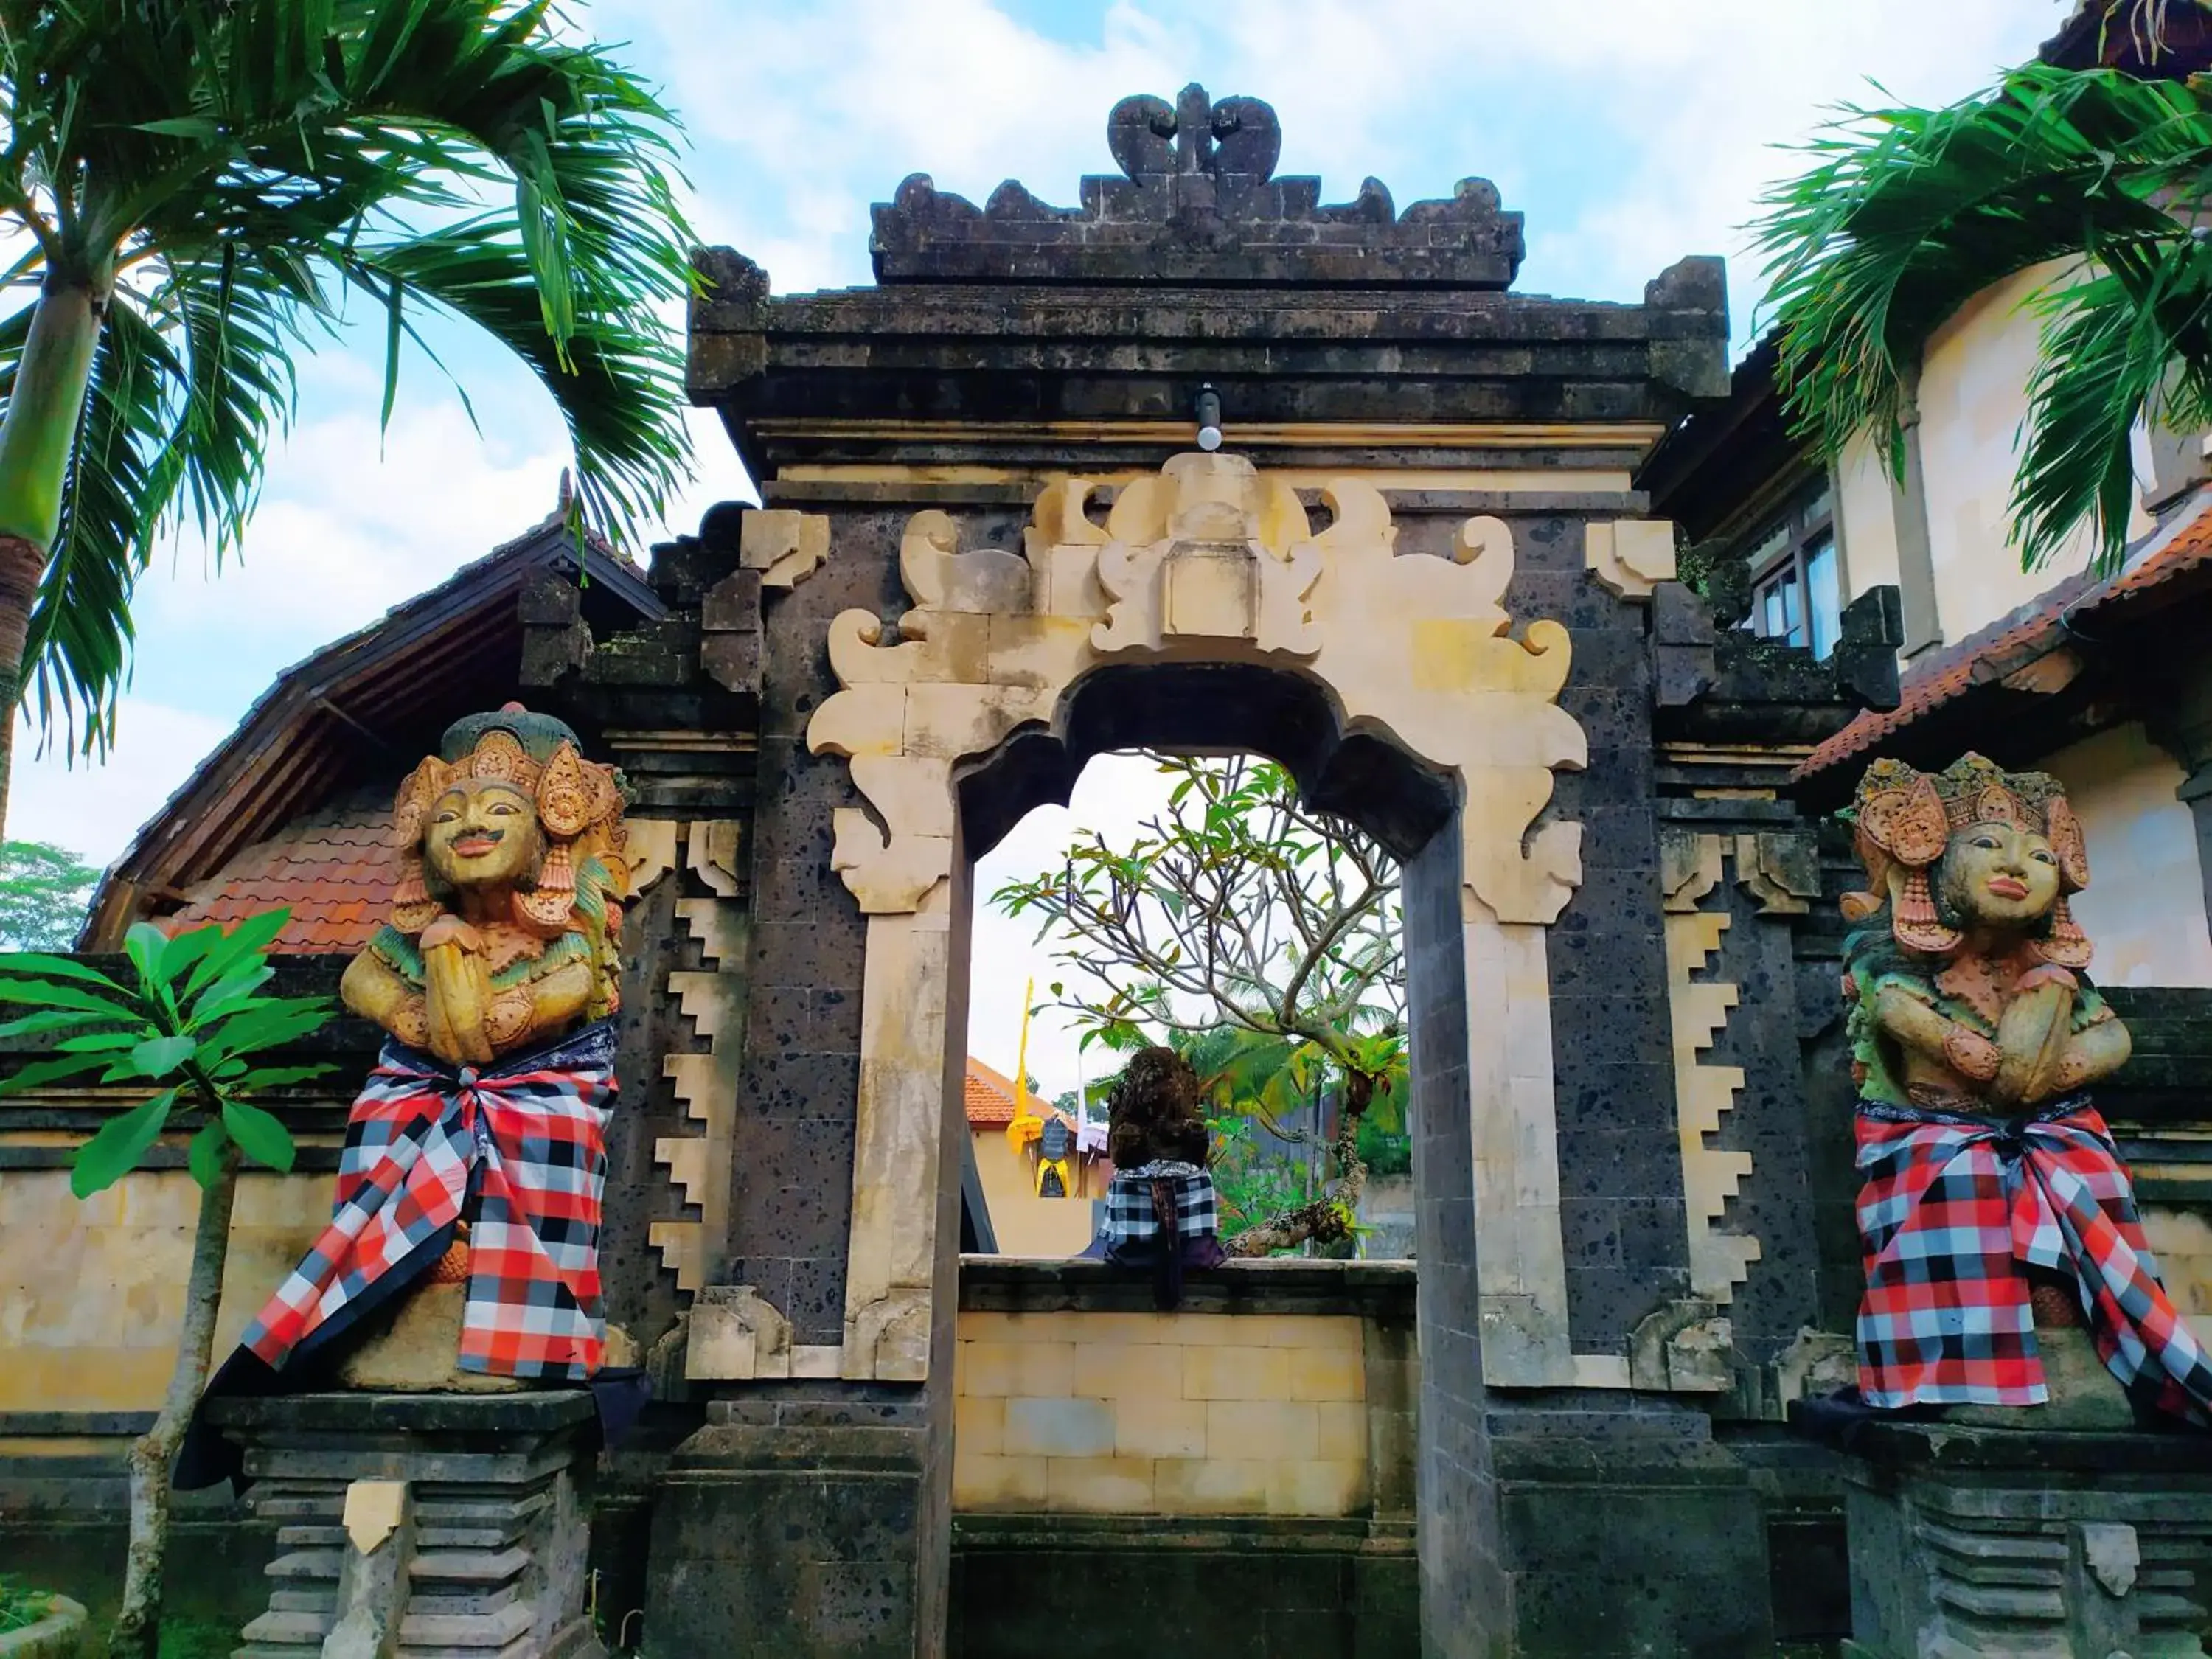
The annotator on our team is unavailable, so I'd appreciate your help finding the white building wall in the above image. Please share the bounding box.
[2039,723,2212,988]
[1833,429,1901,600]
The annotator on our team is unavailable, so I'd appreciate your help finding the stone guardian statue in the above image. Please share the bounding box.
[1843,752,2212,1425]
[229,705,630,1395]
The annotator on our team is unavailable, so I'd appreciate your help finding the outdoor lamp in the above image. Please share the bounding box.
[1194,383,1223,451]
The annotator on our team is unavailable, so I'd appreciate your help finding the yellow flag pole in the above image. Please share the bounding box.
[1014,975,1034,1116]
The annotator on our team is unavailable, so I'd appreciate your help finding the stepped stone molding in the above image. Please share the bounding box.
[633,818,748,1297]
[807,451,1629,1385]
[221,1396,599,1659]
[1661,830,1761,1303]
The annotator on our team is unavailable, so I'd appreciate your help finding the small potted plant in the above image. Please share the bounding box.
[0,1579,86,1659]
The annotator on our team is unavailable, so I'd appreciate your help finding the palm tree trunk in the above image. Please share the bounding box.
[108,1144,240,1659]
[0,280,103,837]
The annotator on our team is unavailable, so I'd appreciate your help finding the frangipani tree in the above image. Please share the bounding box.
[0,0,695,827]
[992,754,1404,1253]
[0,910,330,1655]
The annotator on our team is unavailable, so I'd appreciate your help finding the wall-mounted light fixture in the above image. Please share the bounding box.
[1194,383,1223,452]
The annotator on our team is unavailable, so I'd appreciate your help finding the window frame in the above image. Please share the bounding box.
[1743,484,1839,657]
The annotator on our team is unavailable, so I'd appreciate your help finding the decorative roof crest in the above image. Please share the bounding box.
[869,83,1525,289]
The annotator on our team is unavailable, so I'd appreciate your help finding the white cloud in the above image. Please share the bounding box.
[968,751,1175,1102]
[10,700,232,868]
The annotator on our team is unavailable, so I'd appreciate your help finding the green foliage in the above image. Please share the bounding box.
[0,838,97,949]
[0,1574,52,1632]
[0,0,697,751]
[993,753,1404,1132]
[1756,63,2212,575]
[1204,1113,1307,1248]
[1355,1114,1411,1178]
[0,908,334,1194]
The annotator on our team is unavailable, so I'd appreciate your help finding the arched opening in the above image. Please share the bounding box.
[939,661,1473,1651]
[956,662,1457,1264]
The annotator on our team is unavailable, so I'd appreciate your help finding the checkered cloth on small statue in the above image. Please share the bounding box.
[1100,1158,1219,1248]
[240,1020,617,1382]
[1856,1095,2212,1422]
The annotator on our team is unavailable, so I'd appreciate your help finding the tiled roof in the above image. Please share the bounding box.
[964,1056,1074,1130]
[83,504,664,950]
[1798,499,2212,782]
[159,790,398,954]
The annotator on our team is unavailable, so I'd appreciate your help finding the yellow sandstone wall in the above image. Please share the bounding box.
[2040,724,2212,990]
[0,1167,331,1413]
[966,1131,1096,1258]
[952,1307,1412,1517]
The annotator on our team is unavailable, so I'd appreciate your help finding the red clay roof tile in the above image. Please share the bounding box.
[160,791,400,954]
[1798,499,2212,782]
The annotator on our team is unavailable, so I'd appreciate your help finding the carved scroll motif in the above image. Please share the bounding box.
[805,451,1587,928]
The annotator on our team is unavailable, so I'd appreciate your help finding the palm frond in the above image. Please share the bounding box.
[1755,64,2212,570]
[0,0,698,749]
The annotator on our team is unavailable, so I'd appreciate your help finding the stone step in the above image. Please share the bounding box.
[239,1609,334,1646]
[398,1597,532,1648]
[410,1547,531,1585]
[391,1636,533,1659]
[233,1644,324,1659]
[264,1548,342,1582]
[404,1584,522,1622]
[274,1525,346,1549]
[265,1589,338,1616]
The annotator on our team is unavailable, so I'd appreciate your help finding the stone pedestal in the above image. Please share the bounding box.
[1795,1405,2212,1658]
[642,1397,948,1659]
[204,1391,604,1659]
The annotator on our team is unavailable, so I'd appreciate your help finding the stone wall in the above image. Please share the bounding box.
[947,1258,1417,1659]
[952,1283,1414,1519]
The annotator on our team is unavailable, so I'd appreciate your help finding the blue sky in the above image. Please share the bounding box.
[10,0,2070,1093]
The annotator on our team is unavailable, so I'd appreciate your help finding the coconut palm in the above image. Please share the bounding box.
[1755,58,2212,577]
[0,0,695,830]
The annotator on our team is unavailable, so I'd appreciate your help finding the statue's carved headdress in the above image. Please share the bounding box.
[389,703,630,937]
[1846,752,2090,967]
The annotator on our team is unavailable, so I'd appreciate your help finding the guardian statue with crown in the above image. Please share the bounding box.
[192,706,632,1425]
[1844,751,2212,1426]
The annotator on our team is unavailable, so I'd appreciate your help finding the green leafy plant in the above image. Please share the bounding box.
[0,908,333,1657]
[1756,60,2212,577]
[0,1574,53,1632]
[0,1,698,830]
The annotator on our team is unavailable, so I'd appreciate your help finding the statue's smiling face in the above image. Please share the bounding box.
[425,780,543,891]
[1938,818,2062,929]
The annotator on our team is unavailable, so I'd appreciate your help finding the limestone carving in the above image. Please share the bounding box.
[804,453,1604,1384]
[805,451,1587,928]
[650,821,748,1293]
[739,507,830,588]
[1662,832,1761,1303]
[1585,518,1678,601]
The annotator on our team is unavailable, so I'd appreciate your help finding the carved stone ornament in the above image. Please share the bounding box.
[869,83,1525,289]
[805,451,1588,927]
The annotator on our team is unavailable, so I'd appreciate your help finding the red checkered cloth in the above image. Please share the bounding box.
[1855,1098,2212,1422]
[240,1020,616,1381]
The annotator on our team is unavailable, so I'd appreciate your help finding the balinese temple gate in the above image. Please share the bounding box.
[627,86,1900,1656]
[0,86,1932,1659]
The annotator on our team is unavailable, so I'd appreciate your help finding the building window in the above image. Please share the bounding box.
[1744,484,1841,659]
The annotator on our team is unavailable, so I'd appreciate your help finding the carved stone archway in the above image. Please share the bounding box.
[799,451,1630,1388]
